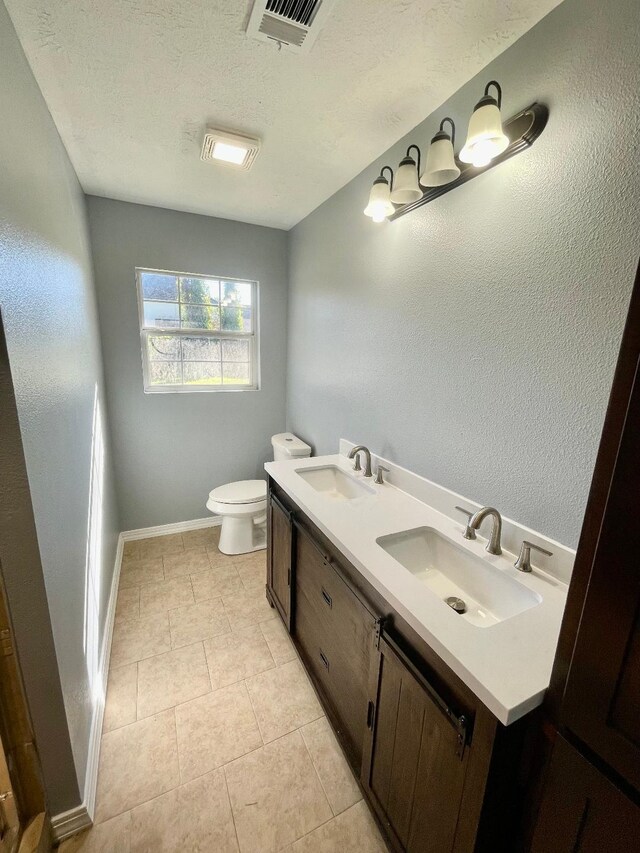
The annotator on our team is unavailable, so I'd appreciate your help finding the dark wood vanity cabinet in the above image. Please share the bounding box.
[266,492,293,630]
[267,480,532,853]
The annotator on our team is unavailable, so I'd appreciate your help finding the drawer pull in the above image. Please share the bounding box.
[319,650,330,670]
[321,588,332,608]
[367,700,375,730]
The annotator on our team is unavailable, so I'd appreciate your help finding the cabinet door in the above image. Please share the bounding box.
[362,630,470,853]
[267,493,293,630]
[561,353,640,794]
[531,736,640,852]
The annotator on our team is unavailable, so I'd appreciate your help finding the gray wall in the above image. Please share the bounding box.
[0,1,120,813]
[87,197,288,530]
[287,0,640,548]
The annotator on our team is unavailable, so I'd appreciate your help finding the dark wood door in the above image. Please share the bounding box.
[531,736,640,852]
[362,629,470,853]
[559,275,640,794]
[267,493,293,630]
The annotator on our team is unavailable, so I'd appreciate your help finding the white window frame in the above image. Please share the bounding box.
[136,267,260,394]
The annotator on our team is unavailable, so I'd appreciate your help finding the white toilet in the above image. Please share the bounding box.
[206,432,311,555]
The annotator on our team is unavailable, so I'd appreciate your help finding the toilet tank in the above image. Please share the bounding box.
[271,432,312,461]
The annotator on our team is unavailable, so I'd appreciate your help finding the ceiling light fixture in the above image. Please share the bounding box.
[363,83,548,222]
[421,117,460,187]
[201,128,261,171]
[364,167,395,223]
[459,81,509,168]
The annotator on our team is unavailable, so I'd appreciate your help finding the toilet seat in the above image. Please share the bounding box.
[208,480,266,506]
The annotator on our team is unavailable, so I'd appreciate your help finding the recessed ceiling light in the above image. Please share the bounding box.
[201,128,261,171]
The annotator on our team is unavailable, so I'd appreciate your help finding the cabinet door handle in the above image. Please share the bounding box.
[321,588,332,608]
[319,650,330,670]
[287,567,291,586]
[367,700,375,730]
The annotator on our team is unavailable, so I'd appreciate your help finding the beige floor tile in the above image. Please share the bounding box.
[139,576,194,617]
[204,624,275,689]
[95,710,180,823]
[236,559,267,591]
[162,548,209,579]
[222,586,276,632]
[300,717,362,815]
[59,812,131,853]
[232,550,267,572]
[169,598,230,648]
[207,547,241,568]
[224,730,332,853]
[137,642,211,718]
[129,768,238,853]
[182,526,221,551]
[175,681,262,783]
[138,533,184,559]
[246,660,322,743]
[123,540,141,561]
[119,558,164,589]
[110,613,171,668]
[260,617,297,665]
[116,586,140,622]
[103,663,137,733]
[191,563,243,602]
[289,801,386,852]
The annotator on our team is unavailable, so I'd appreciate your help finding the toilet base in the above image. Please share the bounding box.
[218,515,267,556]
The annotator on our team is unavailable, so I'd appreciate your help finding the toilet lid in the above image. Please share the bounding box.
[209,479,267,505]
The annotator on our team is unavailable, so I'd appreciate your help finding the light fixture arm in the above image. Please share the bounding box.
[380,165,394,190]
[438,117,456,147]
[483,80,502,108]
[406,145,421,176]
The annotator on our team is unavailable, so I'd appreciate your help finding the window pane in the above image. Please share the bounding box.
[144,301,180,328]
[221,339,250,362]
[147,335,180,361]
[221,306,252,332]
[149,362,181,385]
[183,362,222,385]
[221,281,252,306]
[180,277,220,305]
[141,272,178,302]
[180,304,221,330]
[223,362,251,384]
[181,337,221,360]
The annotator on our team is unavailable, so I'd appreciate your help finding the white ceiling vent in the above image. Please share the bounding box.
[246,0,339,54]
[201,128,261,171]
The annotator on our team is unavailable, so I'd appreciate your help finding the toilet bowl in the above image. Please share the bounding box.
[207,433,311,556]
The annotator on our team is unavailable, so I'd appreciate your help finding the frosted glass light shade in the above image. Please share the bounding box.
[364,177,394,221]
[390,157,422,205]
[421,136,460,187]
[459,102,509,167]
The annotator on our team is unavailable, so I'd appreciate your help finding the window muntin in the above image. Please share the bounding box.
[136,269,258,392]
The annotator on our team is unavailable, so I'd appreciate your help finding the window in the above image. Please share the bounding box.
[136,268,259,393]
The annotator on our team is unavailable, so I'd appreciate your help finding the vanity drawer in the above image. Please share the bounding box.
[295,521,374,676]
[295,583,370,767]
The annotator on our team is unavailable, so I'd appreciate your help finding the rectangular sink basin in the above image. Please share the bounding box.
[296,465,375,501]
[377,526,541,627]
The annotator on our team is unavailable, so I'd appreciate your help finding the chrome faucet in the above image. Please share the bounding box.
[468,506,503,555]
[348,445,373,478]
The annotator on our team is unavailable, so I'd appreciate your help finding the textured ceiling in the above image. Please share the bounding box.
[5,0,561,229]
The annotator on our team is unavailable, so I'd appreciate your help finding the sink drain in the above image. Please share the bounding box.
[445,596,467,614]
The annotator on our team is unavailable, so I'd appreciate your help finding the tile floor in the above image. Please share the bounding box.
[60,527,386,852]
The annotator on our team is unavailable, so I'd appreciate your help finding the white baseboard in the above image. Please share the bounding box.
[121,515,222,541]
[51,534,124,842]
[51,804,93,843]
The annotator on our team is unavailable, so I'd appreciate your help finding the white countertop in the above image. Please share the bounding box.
[265,452,569,725]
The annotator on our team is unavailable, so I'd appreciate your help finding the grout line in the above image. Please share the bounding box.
[299,724,335,817]
[221,765,242,853]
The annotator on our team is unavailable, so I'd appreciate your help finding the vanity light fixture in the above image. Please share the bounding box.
[421,117,460,187]
[459,81,509,168]
[390,145,423,205]
[364,166,395,223]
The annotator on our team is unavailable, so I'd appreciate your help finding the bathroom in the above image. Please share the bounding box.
[0,0,639,850]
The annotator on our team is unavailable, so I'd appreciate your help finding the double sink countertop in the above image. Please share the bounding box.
[265,451,570,726]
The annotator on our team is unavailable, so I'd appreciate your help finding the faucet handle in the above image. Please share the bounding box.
[375,465,389,485]
[454,506,477,540]
[514,540,552,573]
